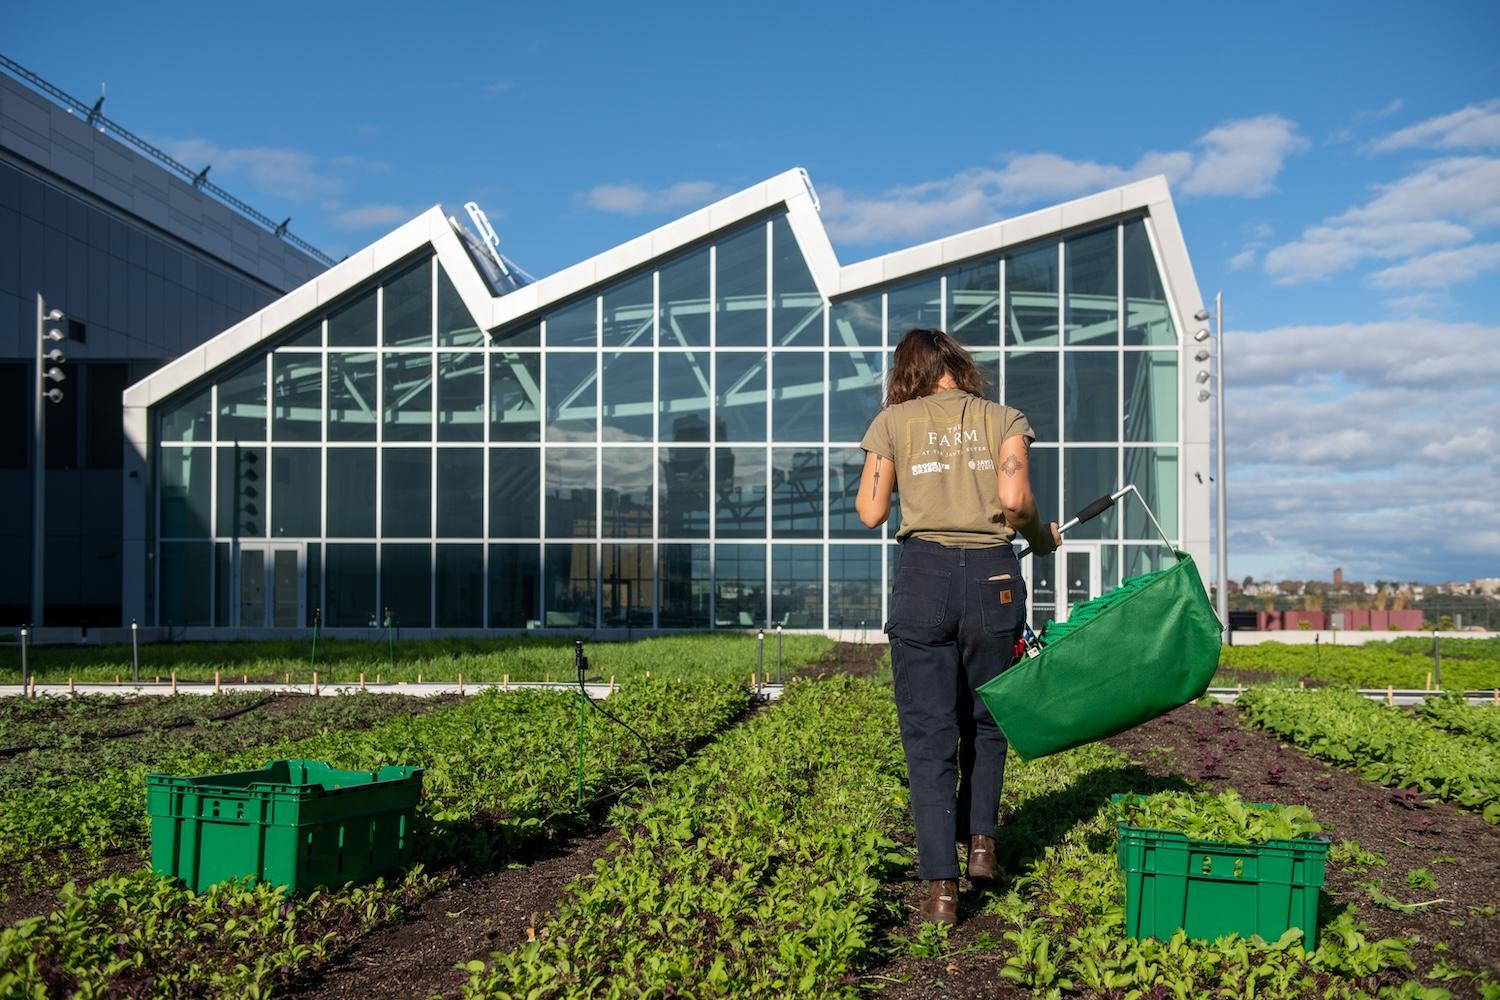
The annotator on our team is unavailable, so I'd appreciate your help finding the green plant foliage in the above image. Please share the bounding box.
[1219,640,1500,691]
[1113,790,1323,844]
[1328,839,1388,871]
[1406,868,1439,890]
[1237,688,1500,823]
[1414,694,1500,743]
[460,678,910,998]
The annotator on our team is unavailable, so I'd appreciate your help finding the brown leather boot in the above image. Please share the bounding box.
[967,835,999,881]
[919,879,959,924]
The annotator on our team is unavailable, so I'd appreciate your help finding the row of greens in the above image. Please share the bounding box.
[4,633,832,685]
[1414,692,1500,743]
[1219,640,1500,691]
[1112,789,1323,844]
[0,690,272,750]
[1238,687,1500,824]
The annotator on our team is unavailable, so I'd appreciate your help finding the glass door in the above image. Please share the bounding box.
[1022,541,1102,632]
[1061,542,1103,622]
[235,543,305,627]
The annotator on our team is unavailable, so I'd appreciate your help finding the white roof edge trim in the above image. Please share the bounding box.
[127,169,1201,410]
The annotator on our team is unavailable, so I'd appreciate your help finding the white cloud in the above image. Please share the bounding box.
[1221,320,1500,581]
[1369,99,1500,152]
[330,203,415,230]
[1367,242,1500,289]
[1381,291,1450,315]
[818,114,1302,245]
[1228,247,1258,270]
[584,181,725,215]
[1262,156,1500,284]
[160,137,386,204]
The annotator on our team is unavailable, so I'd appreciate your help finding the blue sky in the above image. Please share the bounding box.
[10,1,1500,583]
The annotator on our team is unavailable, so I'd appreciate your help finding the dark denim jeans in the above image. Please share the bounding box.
[884,537,1027,880]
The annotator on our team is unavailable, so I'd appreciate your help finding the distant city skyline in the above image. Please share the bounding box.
[8,1,1499,582]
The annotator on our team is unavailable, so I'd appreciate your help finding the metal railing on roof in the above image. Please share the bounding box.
[0,53,336,267]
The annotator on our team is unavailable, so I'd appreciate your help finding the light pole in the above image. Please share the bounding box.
[1193,294,1228,642]
[33,293,69,628]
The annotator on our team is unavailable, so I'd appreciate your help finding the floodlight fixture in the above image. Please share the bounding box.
[44,387,64,404]
[1194,349,1210,362]
[1193,329,1210,343]
[44,366,65,383]
[1194,308,1211,322]
[45,348,64,363]
[1195,370,1211,383]
[45,308,64,322]
[44,328,65,342]
[1197,389,1211,402]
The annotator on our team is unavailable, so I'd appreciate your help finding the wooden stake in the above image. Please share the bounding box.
[359,672,366,691]
[155,674,160,684]
[68,676,75,695]
[1387,684,1394,706]
[1298,678,1305,689]
[242,674,248,685]
[1236,683,1244,698]
[115,674,120,685]
[376,673,381,685]
[313,670,319,695]
[1492,688,1498,706]
[284,671,290,685]
[458,672,464,695]
[213,671,221,694]
[544,672,550,684]
[609,675,616,695]
[751,671,757,689]
[502,673,509,692]
[1425,671,1432,691]
[645,671,650,679]
[417,672,422,684]
[171,672,177,695]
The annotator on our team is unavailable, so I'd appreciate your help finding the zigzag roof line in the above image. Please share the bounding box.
[123,167,1203,409]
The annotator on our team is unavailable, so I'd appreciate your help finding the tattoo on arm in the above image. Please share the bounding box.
[1000,454,1022,477]
[871,463,881,498]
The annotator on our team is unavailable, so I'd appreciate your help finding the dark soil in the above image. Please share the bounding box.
[1109,701,1500,981]
[862,701,1500,997]
[285,829,616,1000]
[789,642,887,681]
[0,850,145,927]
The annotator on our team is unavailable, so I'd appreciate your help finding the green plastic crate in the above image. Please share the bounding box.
[1113,796,1329,949]
[146,759,423,894]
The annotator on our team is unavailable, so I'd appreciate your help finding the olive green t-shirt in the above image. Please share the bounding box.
[860,389,1035,547]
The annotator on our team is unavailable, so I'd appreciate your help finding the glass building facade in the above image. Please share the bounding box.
[137,177,1201,632]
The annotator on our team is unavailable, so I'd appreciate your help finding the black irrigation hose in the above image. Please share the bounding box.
[0,694,280,757]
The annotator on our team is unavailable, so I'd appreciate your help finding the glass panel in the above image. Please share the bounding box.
[437,353,484,442]
[828,447,865,538]
[382,448,431,538]
[602,448,652,537]
[545,447,596,537]
[1124,219,1176,346]
[1066,549,1092,605]
[829,545,880,630]
[602,271,654,347]
[772,352,823,442]
[159,385,211,441]
[1006,243,1059,346]
[327,448,376,537]
[489,543,540,627]
[1101,543,1120,590]
[306,543,321,626]
[1123,544,1176,578]
[1029,446,1059,530]
[658,246,710,347]
[545,352,597,442]
[383,258,432,346]
[715,352,766,442]
[716,222,766,346]
[491,353,542,442]
[1123,352,1178,442]
[830,291,882,348]
[272,548,300,628]
[217,445,266,538]
[437,265,484,347]
[327,353,377,441]
[383,353,432,442]
[238,548,265,627]
[1066,227,1118,345]
[658,543,709,628]
[217,362,266,441]
[283,321,321,348]
[1064,352,1118,442]
[215,542,232,626]
[771,216,822,346]
[272,449,320,537]
[436,544,483,626]
[160,447,210,537]
[1124,447,1179,539]
[492,319,540,348]
[545,543,595,627]
[437,448,483,538]
[602,351,653,441]
[602,543,652,626]
[886,277,941,341]
[325,543,376,626]
[972,348,1001,403]
[772,447,822,538]
[772,544,822,627]
[545,296,596,347]
[490,448,540,538]
[327,288,377,347]
[1028,551,1055,630]
[946,258,1000,348]
[272,354,321,441]
[714,543,765,628]
[1063,447,1117,539]
[658,351,711,443]
[715,446,766,538]
[659,447,709,538]
[828,351,883,443]
[159,543,211,625]
[1004,352,1058,442]
[381,543,431,627]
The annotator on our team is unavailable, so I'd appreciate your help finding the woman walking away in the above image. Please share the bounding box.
[856,328,1059,925]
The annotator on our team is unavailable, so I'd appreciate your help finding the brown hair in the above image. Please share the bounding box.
[885,328,989,407]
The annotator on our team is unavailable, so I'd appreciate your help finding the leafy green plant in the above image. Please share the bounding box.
[1328,839,1387,871]
[1407,868,1438,890]
[1113,790,1323,844]
[1218,640,1500,691]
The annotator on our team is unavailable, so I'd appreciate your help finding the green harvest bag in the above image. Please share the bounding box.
[977,551,1221,761]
